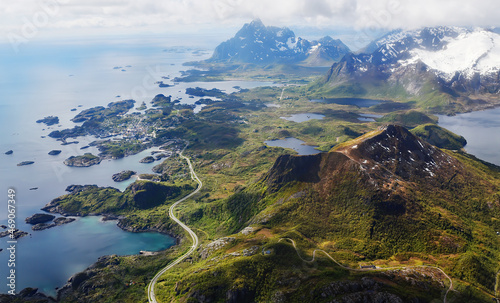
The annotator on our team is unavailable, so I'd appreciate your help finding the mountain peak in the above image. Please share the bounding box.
[264,124,464,194]
[248,18,264,27]
[334,125,462,182]
[207,20,350,65]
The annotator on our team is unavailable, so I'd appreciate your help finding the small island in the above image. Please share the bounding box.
[36,116,59,126]
[112,170,136,182]
[185,87,226,98]
[48,150,62,156]
[26,213,55,225]
[17,161,35,166]
[5,150,13,155]
[25,213,76,231]
[139,156,155,163]
[0,229,28,239]
[64,153,101,167]
[194,98,218,105]
[31,217,76,231]
[136,101,147,110]
[156,81,172,88]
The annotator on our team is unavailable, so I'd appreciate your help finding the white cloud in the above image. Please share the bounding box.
[1,0,500,40]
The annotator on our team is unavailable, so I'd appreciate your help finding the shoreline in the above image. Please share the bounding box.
[0,211,182,299]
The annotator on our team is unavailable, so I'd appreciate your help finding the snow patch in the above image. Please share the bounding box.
[406,30,500,80]
[308,43,320,54]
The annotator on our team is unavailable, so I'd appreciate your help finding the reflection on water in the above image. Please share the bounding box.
[265,137,321,155]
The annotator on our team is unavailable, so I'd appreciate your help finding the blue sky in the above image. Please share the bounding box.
[1,0,499,43]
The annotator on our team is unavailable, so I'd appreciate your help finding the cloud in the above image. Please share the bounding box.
[1,0,500,40]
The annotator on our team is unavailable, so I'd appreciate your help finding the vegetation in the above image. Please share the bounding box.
[34,59,500,302]
[377,110,437,127]
[185,87,226,98]
[411,123,468,150]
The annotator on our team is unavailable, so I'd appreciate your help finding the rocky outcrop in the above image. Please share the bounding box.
[31,217,76,231]
[64,153,101,167]
[139,156,155,163]
[0,287,56,303]
[112,170,136,182]
[48,150,62,156]
[25,213,55,225]
[200,237,235,259]
[36,116,59,126]
[0,229,28,239]
[17,161,34,166]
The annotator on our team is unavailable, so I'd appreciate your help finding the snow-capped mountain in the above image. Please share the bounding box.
[403,29,500,81]
[320,27,500,112]
[208,19,350,65]
[347,26,500,78]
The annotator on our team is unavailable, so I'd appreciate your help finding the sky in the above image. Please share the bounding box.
[1,0,500,47]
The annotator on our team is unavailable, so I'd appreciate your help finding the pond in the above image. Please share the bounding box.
[281,113,325,122]
[265,137,321,155]
[357,113,383,122]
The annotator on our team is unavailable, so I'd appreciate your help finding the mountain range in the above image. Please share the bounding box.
[207,19,350,66]
[313,27,500,113]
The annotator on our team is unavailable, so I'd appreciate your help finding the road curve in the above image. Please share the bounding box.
[147,146,202,303]
[279,238,453,303]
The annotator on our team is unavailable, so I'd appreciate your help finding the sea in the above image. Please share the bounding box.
[0,33,272,296]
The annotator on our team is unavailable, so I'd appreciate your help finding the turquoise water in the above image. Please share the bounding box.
[0,35,274,296]
[14,216,175,296]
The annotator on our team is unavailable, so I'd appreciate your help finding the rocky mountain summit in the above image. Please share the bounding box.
[208,19,350,65]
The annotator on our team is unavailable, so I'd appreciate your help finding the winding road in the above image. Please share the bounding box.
[146,146,456,303]
[279,238,454,303]
[147,146,202,303]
